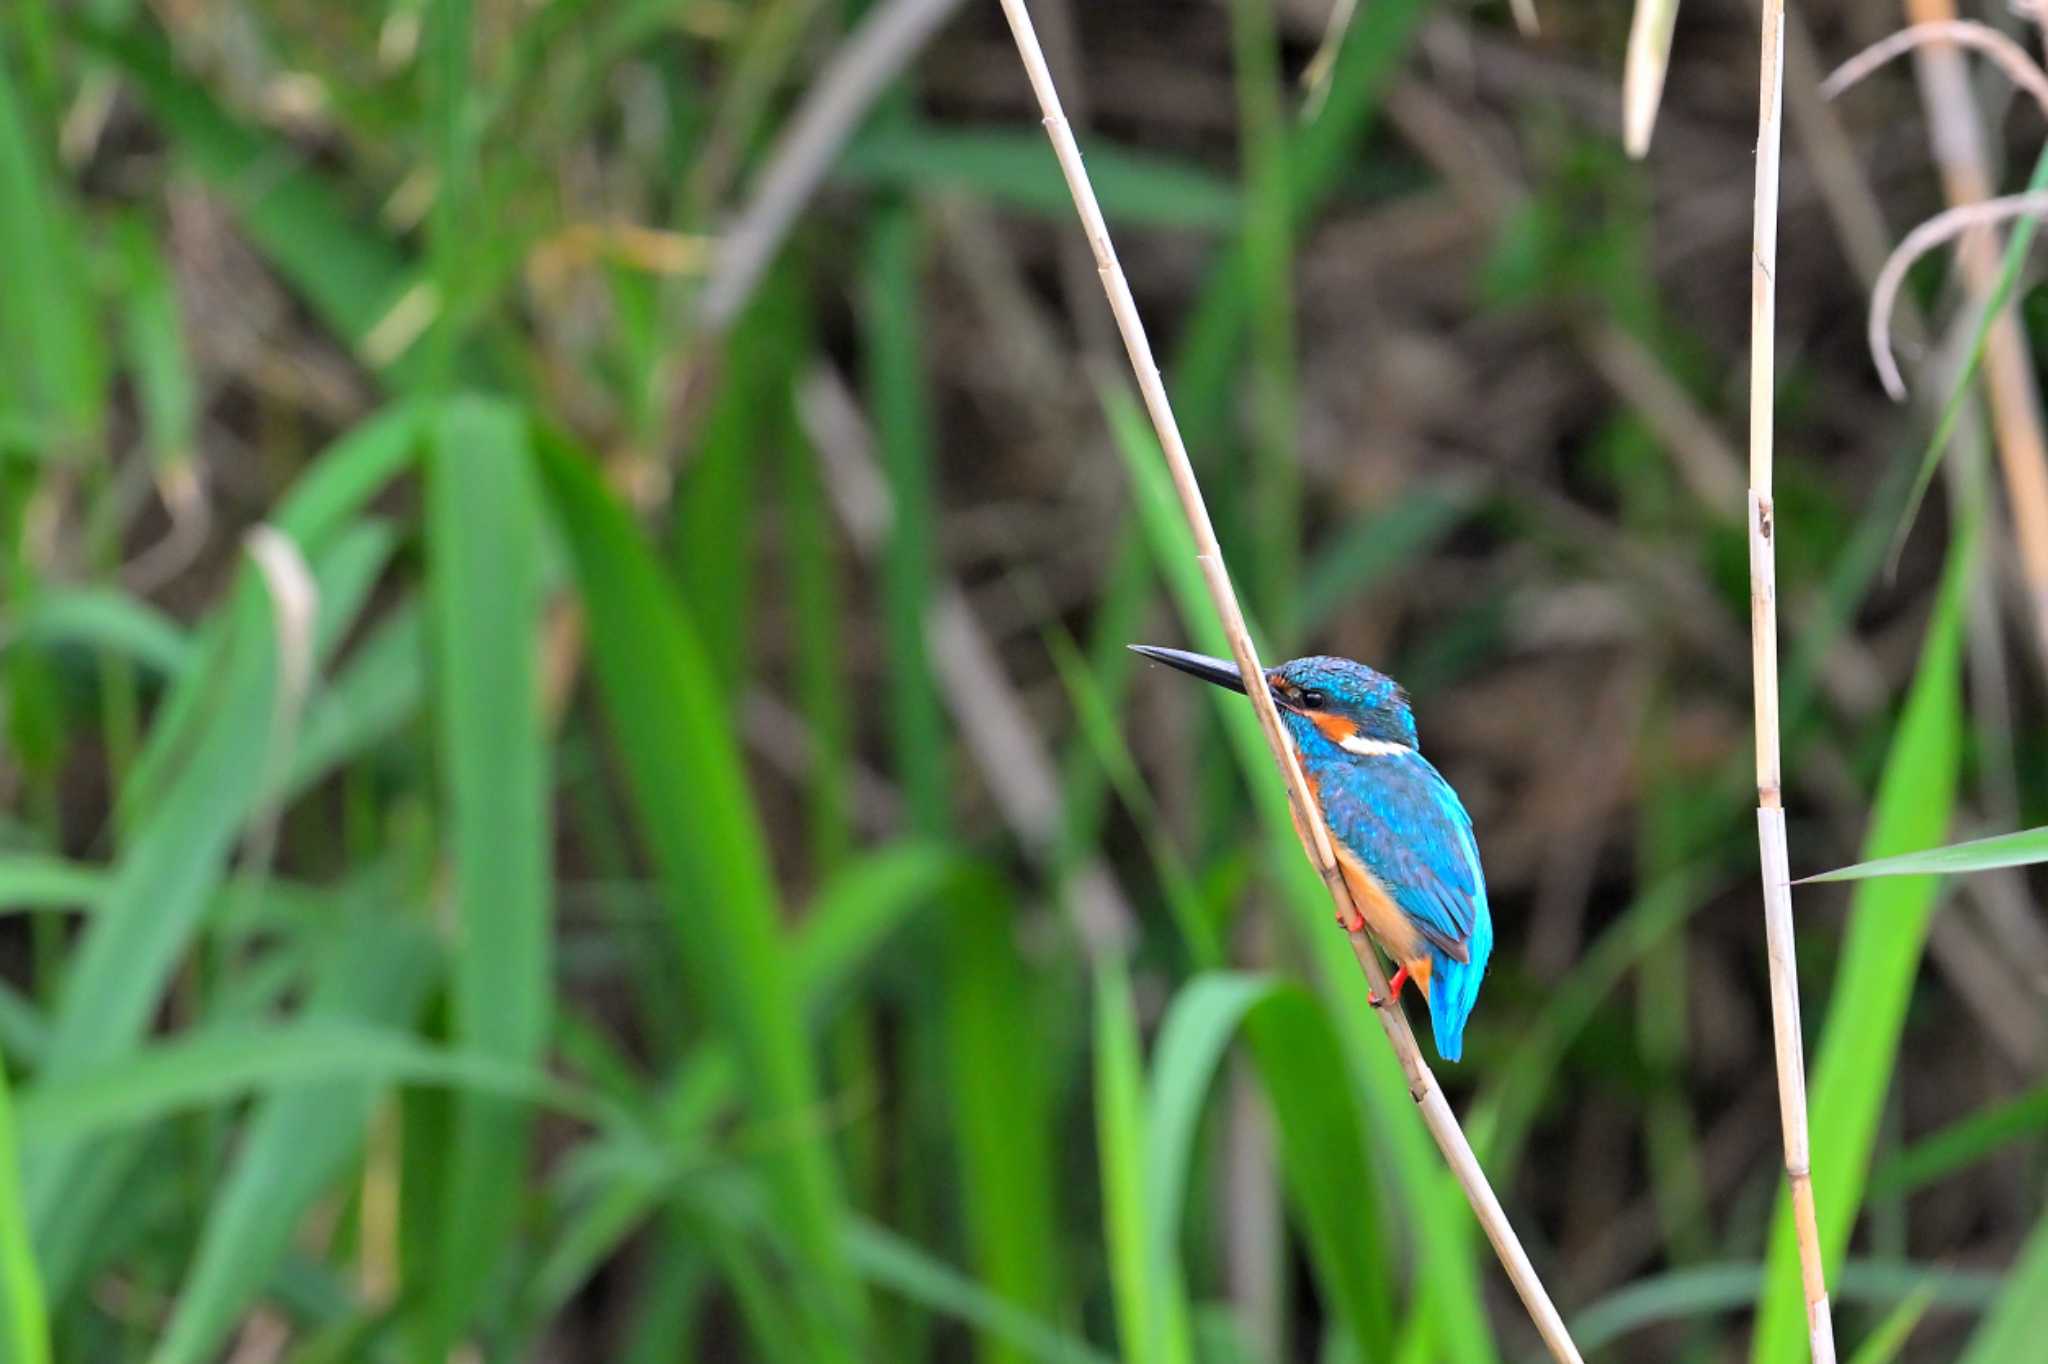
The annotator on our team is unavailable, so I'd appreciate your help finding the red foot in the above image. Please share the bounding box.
[1368,964,1411,1010]
[1335,903,1366,933]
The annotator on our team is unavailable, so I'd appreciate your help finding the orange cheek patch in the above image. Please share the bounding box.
[1310,713,1360,747]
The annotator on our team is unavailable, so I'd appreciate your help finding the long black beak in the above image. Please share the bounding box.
[1128,644,1248,695]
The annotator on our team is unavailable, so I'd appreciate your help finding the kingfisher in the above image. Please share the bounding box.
[1130,645,1494,1062]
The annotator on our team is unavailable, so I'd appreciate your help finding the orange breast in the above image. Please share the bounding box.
[1334,846,1427,966]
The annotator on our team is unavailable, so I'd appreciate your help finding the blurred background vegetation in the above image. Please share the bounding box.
[2,0,2046,1360]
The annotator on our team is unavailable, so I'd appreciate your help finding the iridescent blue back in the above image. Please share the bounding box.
[1275,659,1494,1061]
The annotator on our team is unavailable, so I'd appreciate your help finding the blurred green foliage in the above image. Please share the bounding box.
[0,1,2043,1362]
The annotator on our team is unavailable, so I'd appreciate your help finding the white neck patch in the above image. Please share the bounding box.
[1338,734,1414,758]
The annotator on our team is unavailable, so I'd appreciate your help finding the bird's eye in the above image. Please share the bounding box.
[1300,689,1327,710]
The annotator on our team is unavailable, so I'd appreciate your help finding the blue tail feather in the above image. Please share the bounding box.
[1426,911,1493,1063]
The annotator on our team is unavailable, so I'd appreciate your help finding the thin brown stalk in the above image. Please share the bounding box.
[1821,21,2048,400]
[1897,0,2048,675]
[1747,2,1837,1361]
[1865,192,2048,401]
[1821,19,2048,108]
[992,2,1582,1359]
[797,364,1136,960]
[697,0,965,334]
[1622,0,1681,158]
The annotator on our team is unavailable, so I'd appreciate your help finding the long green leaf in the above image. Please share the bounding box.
[790,843,958,1021]
[1846,1288,1932,1364]
[16,1021,603,1147]
[25,572,282,1289]
[531,426,861,1355]
[1956,1212,2048,1364]
[0,1056,46,1364]
[1149,973,1393,1358]
[1799,824,2048,883]
[837,124,1238,230]
[151,917,440,1364]
[0,20,102,458]
[4,588,192,677]
[25,414,420,1300]
[1868,1085,2048,1200]
[424,395,553,1351]
[943,871,1065,1364]
[847,1220,1113,1364]
[72,17,418,379]
[1573,1260,1999,1358]
[1093,962,1178,1364]
[0,858,107,913]
[1753,526,1975,1363]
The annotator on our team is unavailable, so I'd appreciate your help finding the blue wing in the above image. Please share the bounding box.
[1318,751,1483,962]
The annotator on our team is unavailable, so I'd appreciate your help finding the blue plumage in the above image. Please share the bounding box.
[1130,646,1494,1063]
[1267,657,1492,1062]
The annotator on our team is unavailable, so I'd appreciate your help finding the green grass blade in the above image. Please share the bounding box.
[1146,973,1273,1356]
[116,216,196,482]
[1955,1213,2048,1364]
[943,870,1066,1364]
[16,1021,603,1148]
[1227,0,1299,632]
[846,1220,1114,1364]
[792,842,959,1024]
[1297,491,1469,633]
[1884,144,2048,560]
[424,396,553,1351]
[781,389,855,876]
[0,858,107,913]
[837,124,1238,230]
[531,426,861,1354]
[25,575,282,1279]
[862,204,946,830]
[1093,961,1176,1364]
[270,405,426,545]
[1846,1287,1932,1364]
[151,917,441,1364]
[677,264,794,679]
[422,0,476,388]
[1169,0,1425,444]
[72,17,416,377]
[0,20,103,458]
[1752,526,1976,1364]
[5,587,192,677]
[1573,1261,1999,1357]
[0,1055,47,1364]
[279,604,424,803]
[1148,973,1394,1357]
[1798,824,2048,883]
[1868,1084,2048,1200]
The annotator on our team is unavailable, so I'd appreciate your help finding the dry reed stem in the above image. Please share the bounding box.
[1897,0,2048,675]
[698,0,965,334]
[992,2,1582,1359]
[1823,22,2048,399]
[1866,192,2048,400]
[1622,0,1681,158]
[1747,2,1837,1360]
[1820,19,2048,107]
[797,364,1137,960]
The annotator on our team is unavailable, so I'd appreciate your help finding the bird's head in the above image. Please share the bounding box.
[1129,646,1417,754]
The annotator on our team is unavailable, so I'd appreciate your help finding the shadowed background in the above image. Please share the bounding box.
[0,1,2044,1361]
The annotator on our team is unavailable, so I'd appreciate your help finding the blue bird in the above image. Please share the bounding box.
[1131,645,1494,1062]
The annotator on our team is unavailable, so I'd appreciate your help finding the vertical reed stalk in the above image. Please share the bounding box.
[1903,0,2048,677]
[1747,3,1838,1360]
[992,3,1582,1359]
